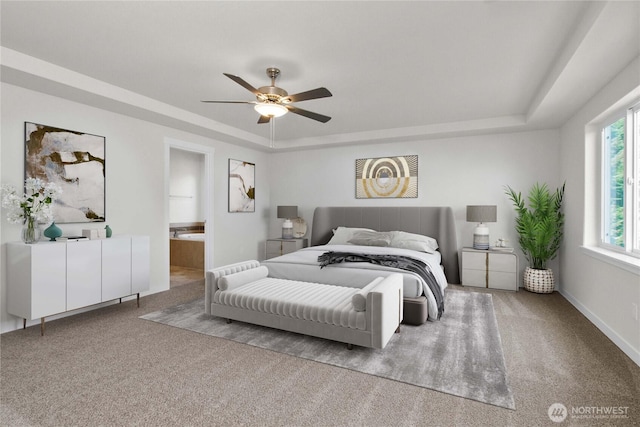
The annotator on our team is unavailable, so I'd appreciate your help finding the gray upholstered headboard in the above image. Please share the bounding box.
[310,206,460,284]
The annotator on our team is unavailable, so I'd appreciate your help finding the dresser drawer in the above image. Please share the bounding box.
[462,269,486,288]
[462,251,486,270]
[489,253,516,273]
[489,271,517,291]
[281,240,302,254]
[266,240,282,254]
[265,239,308,259]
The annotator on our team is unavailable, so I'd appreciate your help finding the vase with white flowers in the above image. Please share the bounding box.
[1,178,62,244]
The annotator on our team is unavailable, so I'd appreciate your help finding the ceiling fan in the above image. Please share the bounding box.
[202,67,332,124]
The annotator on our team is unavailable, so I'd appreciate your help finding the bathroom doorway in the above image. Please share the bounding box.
[165,139,215,288]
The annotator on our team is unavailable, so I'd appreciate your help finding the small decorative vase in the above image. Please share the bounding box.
[21,218,42,244]
[43,222,63,241]
[105,225,112,238]
[524,267,555,293]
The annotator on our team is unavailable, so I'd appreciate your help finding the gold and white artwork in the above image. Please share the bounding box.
[228,159,255,212]
[356,155,418,199]
[25,122,105,223]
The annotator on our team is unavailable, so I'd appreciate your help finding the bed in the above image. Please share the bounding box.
[262,206,459,324]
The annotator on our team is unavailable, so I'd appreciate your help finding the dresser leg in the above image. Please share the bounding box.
[40,318,45,336]
[137,293,140,308]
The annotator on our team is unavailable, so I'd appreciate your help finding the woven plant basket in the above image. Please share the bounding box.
[524,267,555,293]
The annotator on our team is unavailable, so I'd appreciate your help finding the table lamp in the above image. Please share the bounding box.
[466,205,497,250]
[277,205,298,239]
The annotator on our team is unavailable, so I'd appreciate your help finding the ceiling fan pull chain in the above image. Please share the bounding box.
[270,119,276,149]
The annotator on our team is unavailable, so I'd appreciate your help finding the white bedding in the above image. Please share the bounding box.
[262,244,448,321]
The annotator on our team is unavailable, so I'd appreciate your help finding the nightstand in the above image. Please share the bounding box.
[461,247,518,291]
[265,238,308,259]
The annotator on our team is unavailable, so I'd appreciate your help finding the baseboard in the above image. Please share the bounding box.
[560,289,640,367]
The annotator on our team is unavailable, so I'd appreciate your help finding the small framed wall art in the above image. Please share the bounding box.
[355,155,418,199]
[228,158,255,212]
[25,122,106,223]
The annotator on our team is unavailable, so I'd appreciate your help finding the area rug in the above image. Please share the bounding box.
[140,290,515,410]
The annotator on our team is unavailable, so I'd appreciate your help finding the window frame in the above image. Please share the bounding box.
[599,103,640,258]
[633,107,640,255]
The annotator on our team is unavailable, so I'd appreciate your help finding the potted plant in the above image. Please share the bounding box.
[504,182,565,293]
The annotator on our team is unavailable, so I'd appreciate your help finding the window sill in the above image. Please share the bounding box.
[580,246,640,275]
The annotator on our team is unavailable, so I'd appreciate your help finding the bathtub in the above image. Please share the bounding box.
[178,233,205,241]
[170,234,204,269]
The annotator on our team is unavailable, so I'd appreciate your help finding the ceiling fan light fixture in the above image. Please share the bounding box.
[203,68,331,123]
[254,102,287,118]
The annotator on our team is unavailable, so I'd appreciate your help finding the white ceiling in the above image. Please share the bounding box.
[1,1,639,151]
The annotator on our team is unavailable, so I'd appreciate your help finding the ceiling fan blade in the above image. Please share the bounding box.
[286,87,332,103]
[201,100,255,104]
[223,73,261,96]
[257,115,271,124]
[286,105,331,123]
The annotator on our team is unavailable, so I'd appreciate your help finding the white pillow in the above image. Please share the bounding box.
[218,266,269,291]
[348,230,393,247]
[389,231,439,253]
[352,277,384,312]
[327,227,375,245]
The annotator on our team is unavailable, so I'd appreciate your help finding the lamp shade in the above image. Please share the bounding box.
[277,205,298,219]
[466,205,497,223]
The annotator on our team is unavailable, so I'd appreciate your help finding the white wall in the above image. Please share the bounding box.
[169,148,204,223]
[559,58,640,364]
[0,82,269,333]
[268,130,562,281]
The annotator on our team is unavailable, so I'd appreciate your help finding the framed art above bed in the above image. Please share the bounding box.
[355,155,418,199]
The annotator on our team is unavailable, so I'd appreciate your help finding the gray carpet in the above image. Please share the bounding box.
[140,289,515,410]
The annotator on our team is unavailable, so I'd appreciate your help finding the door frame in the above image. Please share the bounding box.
[164,137,215,271]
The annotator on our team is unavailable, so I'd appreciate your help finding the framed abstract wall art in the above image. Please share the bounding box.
[228,159,255,212]
[355,155,418,199]
[25,122,105,223]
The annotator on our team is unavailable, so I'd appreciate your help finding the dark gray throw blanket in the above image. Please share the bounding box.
[317,251,444,319]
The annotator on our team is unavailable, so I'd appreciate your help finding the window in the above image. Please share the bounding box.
[601,103,639,257]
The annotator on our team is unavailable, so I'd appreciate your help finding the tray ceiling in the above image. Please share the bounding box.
[1,1,638,151]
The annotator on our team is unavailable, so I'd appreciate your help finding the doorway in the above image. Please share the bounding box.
[165,138,215,288]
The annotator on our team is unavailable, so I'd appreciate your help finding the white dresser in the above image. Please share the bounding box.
[461,247,518,291]
[6,235,150,334]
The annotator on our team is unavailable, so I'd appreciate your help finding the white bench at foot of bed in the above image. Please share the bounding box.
[205,260,403,349]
